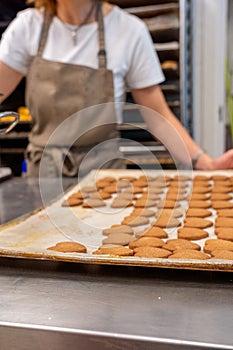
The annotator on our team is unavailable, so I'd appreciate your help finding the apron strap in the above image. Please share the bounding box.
[37,10,53,57]
[97,1,107,69]
[37,2,107,69]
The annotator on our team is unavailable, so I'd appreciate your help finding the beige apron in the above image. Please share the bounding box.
[25,1,122,177]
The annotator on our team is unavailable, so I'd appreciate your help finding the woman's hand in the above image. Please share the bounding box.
[212,149,233,170]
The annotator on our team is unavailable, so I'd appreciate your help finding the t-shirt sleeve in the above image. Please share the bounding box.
[0,10,37,75]
[125,22,165,90]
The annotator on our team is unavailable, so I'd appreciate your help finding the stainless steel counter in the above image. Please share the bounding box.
[0,178,233,350]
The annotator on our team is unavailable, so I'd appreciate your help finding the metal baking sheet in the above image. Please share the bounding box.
[0,169,233,272]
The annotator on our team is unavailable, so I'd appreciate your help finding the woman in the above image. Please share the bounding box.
[0,0,233,176]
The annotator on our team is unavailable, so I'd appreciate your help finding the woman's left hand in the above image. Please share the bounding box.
[212,149,233,169]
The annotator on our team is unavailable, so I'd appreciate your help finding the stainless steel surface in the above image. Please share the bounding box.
[0,178,233,350]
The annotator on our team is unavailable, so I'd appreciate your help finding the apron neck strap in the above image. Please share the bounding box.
[37,2,107,69]
[97,1,107,69]
[37,10,53,57]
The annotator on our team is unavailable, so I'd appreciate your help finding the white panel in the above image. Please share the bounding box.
[192,0,228,157]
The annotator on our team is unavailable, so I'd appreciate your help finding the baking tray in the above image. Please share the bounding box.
[0,170,233,272]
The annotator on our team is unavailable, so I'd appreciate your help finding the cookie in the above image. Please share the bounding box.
[216,209,233,217]
[155,208,185,219]
[153,216,180,228]
[210,193,232,201]
[191,186,211,194]
[134,246,172,258]
[157,200,180,209]
[185,208,212,218]
[119,176,136,182]
[111,198,133,208]
[204,239,233,253]
[131,208,155,217]
[102,233,134,246]
[82,198,105,208]
[133,180,148,188]
[211,175,230,181]
[62,197,83,207]
[169,250,210,260]
[122,215,150,227]
[169,181,188,188]
[166,188,187,195]
[116,193,136,200]
[102,225,134,236]
[162,239,201,251]
[140,193,161,201]
[193,175,211,181]
[134,199,156,208]
[129,236,164,249]
[215,217,233,227]
[116,179,131,189]
[211,187,232,193]
[89,191,112,200]
[184,218,213,229]
[95,180,111,189]
[188,193,210,200]
[212,181,232,188]
[212,202,233,210]
[191,181,211,188]
[124,186,143,194]
[165,193,187,201]
[81,186,97,193]
[48,241,87,253]
[188,201,212,209]
[92,246,134,256]
[100,176,116,183]
[103,184,119,194]
[138,175,155,182]
[136,227,168,238]
[144,187,164,194]
[215,229,233,242]
[178,227,208,240]
[210,250,233,260]
[69,191,88,199]
[172,175,192,181]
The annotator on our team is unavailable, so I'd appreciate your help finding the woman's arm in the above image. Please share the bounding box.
[0,61,24,103]
[132,84,233,170]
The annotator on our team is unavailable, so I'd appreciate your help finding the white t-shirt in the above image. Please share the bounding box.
[0,6,165,120]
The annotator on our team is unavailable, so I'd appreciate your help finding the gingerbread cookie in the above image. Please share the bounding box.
[82,198,105,208]
[103,233,134,246]
[122,215,149,227]
[169,250,210,260]
[48,241,87,253]
[215,217,233,227]
[162,239,201,251]
[215,229,233,242]
[155,208,185,219]
[134,199,156,208]
[89,191,112,200]
[93,246,134,256]
[62,197,83,207]
[178,227,208,240]
[204,239,233,253]
[131,208,155,217]
[129,236,164,249]
[185,208,212,218]
[157,200,180,209]
[111,198,133,208]
[188,193,210,200]
[216,209,233,217]
[134,246,172,258]
[210,193,232,201]
[102,225,134,236]
[188,201,212,209]
[136,226,168,238]
[210,250,233,260]
[184,217,213,229]
[153,216,180,228]
[212,202,233,210]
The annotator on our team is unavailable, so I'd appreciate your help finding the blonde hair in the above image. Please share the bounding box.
[27,0,104,15]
